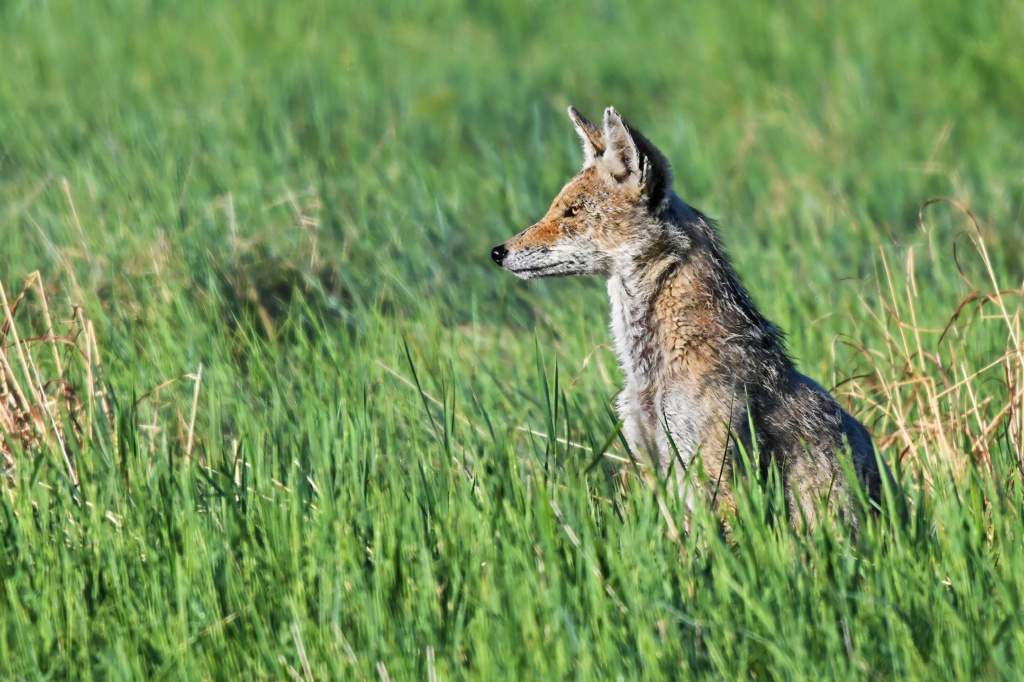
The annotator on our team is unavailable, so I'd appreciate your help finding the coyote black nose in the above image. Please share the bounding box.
[490,244,508,266]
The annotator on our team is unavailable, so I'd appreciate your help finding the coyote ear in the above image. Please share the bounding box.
[602,107,672,208]
[567,106,605,165]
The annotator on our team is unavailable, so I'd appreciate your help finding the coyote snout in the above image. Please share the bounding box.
[492,105,896,531]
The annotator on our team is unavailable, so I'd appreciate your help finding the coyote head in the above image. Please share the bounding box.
[491,106,675,279]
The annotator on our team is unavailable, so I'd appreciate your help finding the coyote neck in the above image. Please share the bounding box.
[606,208,791,410]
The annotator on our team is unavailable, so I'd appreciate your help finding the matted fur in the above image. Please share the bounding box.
[492,106,895,531]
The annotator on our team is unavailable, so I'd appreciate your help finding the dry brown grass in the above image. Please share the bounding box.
[0,272,110,483]
[834,200,1023,485]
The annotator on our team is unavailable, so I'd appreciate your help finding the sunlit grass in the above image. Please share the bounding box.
[1,0,1022,678]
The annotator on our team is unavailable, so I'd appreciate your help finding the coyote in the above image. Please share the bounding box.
[491,106,894,530]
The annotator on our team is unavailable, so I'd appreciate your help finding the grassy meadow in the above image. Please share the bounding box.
[2,0,1024,678]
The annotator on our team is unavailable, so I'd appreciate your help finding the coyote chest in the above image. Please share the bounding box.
[607,275,656,393]
[607,275,702,465]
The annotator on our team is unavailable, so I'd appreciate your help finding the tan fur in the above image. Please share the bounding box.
[492,106,897,532]
[654,263,721,381]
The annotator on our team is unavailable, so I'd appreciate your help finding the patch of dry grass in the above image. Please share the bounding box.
[836,200,1023,485]
[0,272,109,483]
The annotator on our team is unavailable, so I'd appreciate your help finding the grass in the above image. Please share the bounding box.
[1,0,1023,678]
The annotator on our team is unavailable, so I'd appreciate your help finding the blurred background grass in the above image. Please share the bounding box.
[1,0,1023,678]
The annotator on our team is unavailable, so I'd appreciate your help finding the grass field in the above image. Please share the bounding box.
[2,0,1023,678]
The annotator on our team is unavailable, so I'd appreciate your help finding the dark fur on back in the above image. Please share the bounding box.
[661,204,891,526]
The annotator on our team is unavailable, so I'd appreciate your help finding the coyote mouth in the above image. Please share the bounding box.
[507,265,552,275]
[506,263,584,279]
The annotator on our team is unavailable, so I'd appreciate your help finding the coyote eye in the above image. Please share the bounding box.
[564,203,581,218]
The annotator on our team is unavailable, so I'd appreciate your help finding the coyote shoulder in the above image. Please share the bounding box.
[491,105,894,530]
